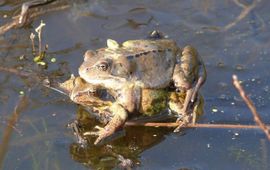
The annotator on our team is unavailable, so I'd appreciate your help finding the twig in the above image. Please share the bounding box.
[30,33,36,53]
[203,0,260,32]
[222,0,259,31]
[19,0,56,24]
[0,3,69,35]
[232,74,270,141]
[35,20,46,56]
[125,121,269,129]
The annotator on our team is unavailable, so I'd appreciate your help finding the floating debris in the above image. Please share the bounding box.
[19,91,25,95]
[50,58,57,63]
[235,64,245,71]
[217,62,225,68]
[212,107,218,113]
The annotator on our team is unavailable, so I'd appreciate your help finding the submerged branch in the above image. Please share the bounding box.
[204,0,260,32]
[0,66,31,77]
[0,96,28,169]
[233,75,270,141]
[222,0,259,31]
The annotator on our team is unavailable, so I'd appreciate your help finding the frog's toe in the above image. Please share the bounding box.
[83,126,113,145]
[93,125,104,131]
[84,131,99,136]
[174,115,192,132]
[83,126,104,136]
[175,114,184,123]
[175,108,189,120]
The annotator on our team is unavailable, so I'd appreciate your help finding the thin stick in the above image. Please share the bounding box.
[125,121,268,129]
[19,0,56,24]
[0,4,69,35]
[35,20,46,56]
[232,75,270,141]
[30,33,36,53]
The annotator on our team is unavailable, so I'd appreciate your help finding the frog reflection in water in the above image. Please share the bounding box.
[75,31,206,144]
[67,76,204,145]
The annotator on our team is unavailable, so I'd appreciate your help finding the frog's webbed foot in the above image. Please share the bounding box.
[84,125,115,145]
[174,114,192,132]
[85,103,128,145]
[173,93,204,132]
[168,93,192,132]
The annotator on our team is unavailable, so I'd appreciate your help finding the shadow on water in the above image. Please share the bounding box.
[0,0,270,169]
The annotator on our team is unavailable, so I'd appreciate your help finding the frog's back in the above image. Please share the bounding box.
[122,39,179,88]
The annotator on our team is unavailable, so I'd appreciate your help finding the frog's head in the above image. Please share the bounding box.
[79,39,132,89]
[79,49,114,84]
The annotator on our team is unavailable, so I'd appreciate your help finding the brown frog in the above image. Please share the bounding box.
[67,76,204,145]
[77,31,206,144]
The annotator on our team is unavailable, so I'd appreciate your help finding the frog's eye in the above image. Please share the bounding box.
[88,89,96,96]
[97,62,109,71]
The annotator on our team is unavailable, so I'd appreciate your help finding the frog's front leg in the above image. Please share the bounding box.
[89,88,135,145]
[87,103,128,145]
[116,87,136,113]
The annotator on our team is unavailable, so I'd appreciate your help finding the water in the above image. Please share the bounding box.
[0,0,270,169]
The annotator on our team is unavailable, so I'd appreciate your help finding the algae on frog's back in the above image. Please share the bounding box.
[139,89,168,116]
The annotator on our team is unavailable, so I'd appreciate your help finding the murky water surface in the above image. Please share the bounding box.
[0,0,270,169]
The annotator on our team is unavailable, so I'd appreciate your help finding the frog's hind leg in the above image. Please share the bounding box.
[172,46,203,121]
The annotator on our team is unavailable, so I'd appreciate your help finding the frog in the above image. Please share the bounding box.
[66,76,204,145]
[77,31,206,143]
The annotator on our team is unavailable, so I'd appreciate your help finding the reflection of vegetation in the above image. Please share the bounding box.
[20,117,61,170]
[228,146,262,170]
[0,96,28,169]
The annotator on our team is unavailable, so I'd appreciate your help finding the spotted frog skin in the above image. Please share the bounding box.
[65,76,204,145]
[77,31,206,144]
